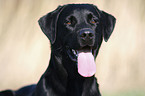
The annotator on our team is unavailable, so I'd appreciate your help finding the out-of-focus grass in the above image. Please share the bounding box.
[102,90,145,96]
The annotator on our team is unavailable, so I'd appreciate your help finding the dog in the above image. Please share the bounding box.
[0,4,116,96]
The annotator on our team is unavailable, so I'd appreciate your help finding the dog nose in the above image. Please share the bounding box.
[79,29,95,41]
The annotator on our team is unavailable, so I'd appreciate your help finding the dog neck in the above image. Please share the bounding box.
[42,49,100,96]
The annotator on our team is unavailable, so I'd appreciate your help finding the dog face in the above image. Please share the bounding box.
[57,5,104,61]
[39,4,116,77]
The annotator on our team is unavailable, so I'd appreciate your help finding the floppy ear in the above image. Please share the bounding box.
[101,11,116,42]
[38,6,64,44]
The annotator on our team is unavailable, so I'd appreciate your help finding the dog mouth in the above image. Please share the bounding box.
[66,46,95,61]
[66,46,96,77]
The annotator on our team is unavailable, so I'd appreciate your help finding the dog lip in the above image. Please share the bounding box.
[77,46,94,56]
[66,46,95,62]
[66,46,77,62]
[72,49,78,57]
[77,46,92,53]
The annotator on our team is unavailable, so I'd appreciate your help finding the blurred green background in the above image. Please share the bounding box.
[0,0,145,95]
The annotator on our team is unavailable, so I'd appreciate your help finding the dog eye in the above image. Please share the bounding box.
[90,19,96,24]
[65,16,77,27]
[90,18,99,24]
[66,21,72,25]
[88,13,99,25]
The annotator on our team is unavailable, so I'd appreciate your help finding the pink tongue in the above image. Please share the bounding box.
[78,52,96,77]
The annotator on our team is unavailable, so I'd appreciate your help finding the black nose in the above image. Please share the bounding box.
[79,29,95,41]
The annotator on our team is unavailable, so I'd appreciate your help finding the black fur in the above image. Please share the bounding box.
[0,4,116,96]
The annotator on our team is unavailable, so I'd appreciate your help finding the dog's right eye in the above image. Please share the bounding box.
[65,16,77,27]
[66,21,72,25]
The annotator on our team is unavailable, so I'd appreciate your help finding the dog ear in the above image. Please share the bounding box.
[101,11,116,42]
[38,6,64,44]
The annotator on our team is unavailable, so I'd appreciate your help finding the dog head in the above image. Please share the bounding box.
[38,4,116,77]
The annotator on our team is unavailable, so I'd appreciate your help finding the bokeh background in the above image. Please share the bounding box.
[0,0,145,96]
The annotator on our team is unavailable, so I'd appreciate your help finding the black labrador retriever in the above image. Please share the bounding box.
[0,4,116,96]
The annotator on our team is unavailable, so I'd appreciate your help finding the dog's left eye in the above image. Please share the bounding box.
[88,13,99,25]
[90,17,99,24]
[90,19,97,24]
